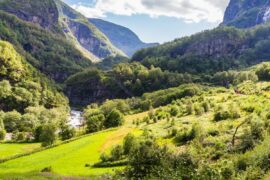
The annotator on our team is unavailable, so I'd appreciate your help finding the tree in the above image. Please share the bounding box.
[123,133,137,155]
[84,109,105,133]
[3,110,21,132]
[59,124,76,140]
[0,80,12,99]
[104,109,124,128]
[39,124,57,147]
[110,145,124,161]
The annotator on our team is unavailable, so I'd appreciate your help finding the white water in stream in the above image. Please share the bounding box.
[68,110,83,128]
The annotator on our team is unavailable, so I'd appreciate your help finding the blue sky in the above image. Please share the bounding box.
[63,0,230,43]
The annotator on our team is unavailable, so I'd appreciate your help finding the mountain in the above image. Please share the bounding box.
[132,23,270,74]
[223,0,270,28]
[0,0,125,63]
[89,18,159,57]
[0,10,92,83]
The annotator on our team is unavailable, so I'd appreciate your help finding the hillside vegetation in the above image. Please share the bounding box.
[0,40,71,146]
[65,62,193,106]
[132,24,270,75]
[0,11,92,82]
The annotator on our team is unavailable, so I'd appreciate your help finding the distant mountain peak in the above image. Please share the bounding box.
[89,18,159,57]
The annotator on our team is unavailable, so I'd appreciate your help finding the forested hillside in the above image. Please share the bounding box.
[0,40,69,145]
[65,62,193,106]
[132,24,270,75]
[0,11,92,82]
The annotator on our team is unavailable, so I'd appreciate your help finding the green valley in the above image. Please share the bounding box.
[2,0,270,179]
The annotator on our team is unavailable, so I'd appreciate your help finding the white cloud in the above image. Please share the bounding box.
[72,0,230,23]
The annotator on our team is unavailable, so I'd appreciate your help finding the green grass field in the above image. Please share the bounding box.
[0,143,40,160]
[0,129,127,178]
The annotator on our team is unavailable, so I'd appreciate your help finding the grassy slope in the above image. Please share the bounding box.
[3,82,269,178]
[0,115,140,178]
[0,143,40,160]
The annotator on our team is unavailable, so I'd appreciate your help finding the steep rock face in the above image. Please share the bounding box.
[0,0,60,31]
[223,0,270,28]
[55,0,125,59]
[67,20,115,59]
[89,18,158,57]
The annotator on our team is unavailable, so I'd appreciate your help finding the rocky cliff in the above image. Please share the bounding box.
[89,18,158,57]
[223,0,270,28]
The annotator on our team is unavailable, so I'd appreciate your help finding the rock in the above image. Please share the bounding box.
[223,0,270,28]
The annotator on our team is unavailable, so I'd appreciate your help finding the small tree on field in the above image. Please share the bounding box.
[40,124,57,147]
[104,109,124,128]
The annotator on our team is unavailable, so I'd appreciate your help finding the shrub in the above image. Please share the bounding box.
[0,129,6,141]
[123,133,137,155]
[202,101,210,112]
[104,109,124,128]
[194,103,204,116]
[214,110,231,121]
[39,124,57,147]
[59,125,76,140]
[208,129,220,136]
[186,102,194,115]
[170,106,179,116]
[16,132,26,141]
[175,127,195,144]
[100,153,110,162]
[41,166,52,173]
[110,145,124,161]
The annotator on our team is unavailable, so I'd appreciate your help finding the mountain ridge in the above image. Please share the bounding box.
[89,18,159,57]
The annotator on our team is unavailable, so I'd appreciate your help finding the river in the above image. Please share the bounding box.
[68,110,83,128]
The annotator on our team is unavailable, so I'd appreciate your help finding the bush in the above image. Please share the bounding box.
[84,109,105,133]
[104,109,124,128]
[41,166,52,173]
[175,127,195,144]
[214,110,231,121]
[208,129,220,136]
[123,133,137,155]
[110,145,124,161]
[39,124,57,147]
[0,129,6,141]
[59,125,76,140]
[170,106,179,116]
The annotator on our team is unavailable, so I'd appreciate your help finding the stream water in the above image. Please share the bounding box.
[68,110,83,128]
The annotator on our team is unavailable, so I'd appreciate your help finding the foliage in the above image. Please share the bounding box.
[132,24,270,77]
[65,63,194,106]
[104,109,124,128]
[0,10,92,83]
[59,124,76,141]
[39,124,57,147]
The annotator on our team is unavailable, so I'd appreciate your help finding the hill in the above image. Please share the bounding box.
[0,40,68,112]
[223,0,270,28]
[132,24,270,75]
[89,18,158,57]
[0,10,92,83]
